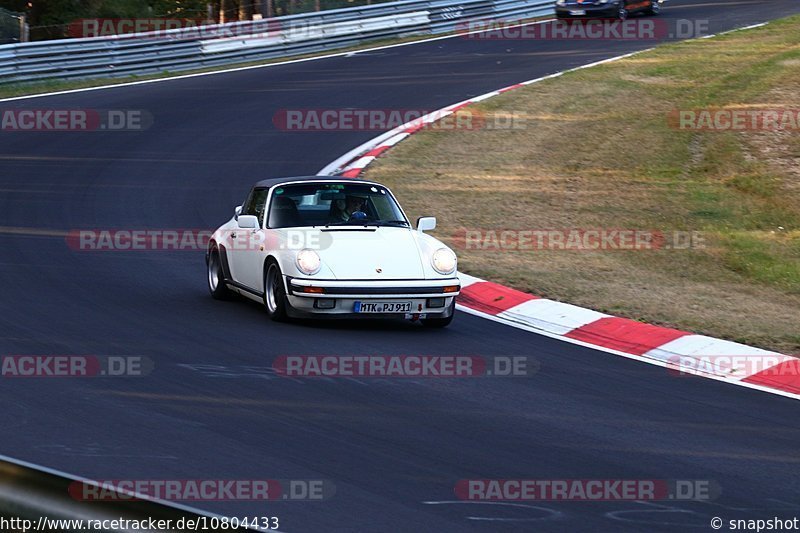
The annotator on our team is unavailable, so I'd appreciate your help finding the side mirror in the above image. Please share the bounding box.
[417,216,436,232]
[234,205,242,219]
[237,215,259,229]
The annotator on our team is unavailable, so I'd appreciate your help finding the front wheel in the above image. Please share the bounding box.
[421,300,455,328]
[264,261,289,321]
[646,0,660,15]
[207,248,231,300]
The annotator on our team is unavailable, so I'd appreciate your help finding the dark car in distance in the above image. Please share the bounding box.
[555,0,663,20]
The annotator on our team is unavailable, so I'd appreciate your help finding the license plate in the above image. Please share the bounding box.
[570,9,586,15]
[354,301,412,313]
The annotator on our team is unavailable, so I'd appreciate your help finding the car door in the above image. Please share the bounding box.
[227,187,269,293]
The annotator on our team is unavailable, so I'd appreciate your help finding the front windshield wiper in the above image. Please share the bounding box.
[320,220,409,228]
[322,221,367,227]
[373,220,410,227]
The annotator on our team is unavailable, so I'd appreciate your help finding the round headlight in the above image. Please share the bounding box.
[432,248,457,275]
[296,249,321,275]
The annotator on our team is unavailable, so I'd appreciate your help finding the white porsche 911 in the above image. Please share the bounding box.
[206,176,460,327]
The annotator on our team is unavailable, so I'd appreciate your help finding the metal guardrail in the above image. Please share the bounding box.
[0,455,257,532]
[0,0,554,85]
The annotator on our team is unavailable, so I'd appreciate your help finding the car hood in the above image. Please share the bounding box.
[319,227,426,280]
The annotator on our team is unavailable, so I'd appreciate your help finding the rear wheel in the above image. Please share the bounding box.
[207,247,231,300]
[264,261,289,321]
[421,300,455,328]
[616,2,628,20]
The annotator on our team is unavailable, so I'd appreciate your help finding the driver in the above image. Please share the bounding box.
[330,194,367,222]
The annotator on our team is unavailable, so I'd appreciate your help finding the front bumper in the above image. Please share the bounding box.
[285,277,460,318]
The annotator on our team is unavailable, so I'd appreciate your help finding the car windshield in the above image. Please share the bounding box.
[267,182,409,229]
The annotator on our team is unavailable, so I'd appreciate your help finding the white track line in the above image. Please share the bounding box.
[457,304,800,402]
[0,18,554,103]
[317,49,652,176]
[319,20,800,402]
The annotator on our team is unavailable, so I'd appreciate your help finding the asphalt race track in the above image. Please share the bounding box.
[2,1,800,531]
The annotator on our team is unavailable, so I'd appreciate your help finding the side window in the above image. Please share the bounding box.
[241,189,255,215]
[253,190,269,223]
[242,188,269,225]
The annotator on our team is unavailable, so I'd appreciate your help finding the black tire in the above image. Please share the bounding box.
[421,300,455,328]
[616,2,628,20]
[645,0,660,15]
[263,260,289,321]
[207,247,231,300]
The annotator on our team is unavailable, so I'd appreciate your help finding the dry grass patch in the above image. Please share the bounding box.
[368,16,800,352]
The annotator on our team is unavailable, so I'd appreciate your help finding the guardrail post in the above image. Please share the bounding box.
[19,15,28,43]
[260,0,273,19]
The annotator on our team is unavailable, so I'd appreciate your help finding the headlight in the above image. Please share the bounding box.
[296,249,321,275]
[556,0,566,5]
[432,248,457,275]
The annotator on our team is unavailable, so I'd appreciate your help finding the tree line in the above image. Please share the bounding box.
[0,0,376,40]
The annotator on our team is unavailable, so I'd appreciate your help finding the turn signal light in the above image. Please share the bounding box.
[303,286,325,294]
[443,286,459,293]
